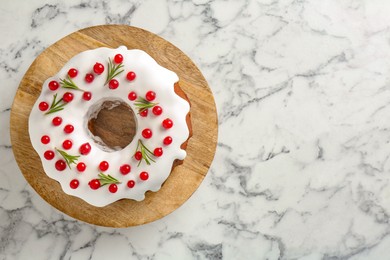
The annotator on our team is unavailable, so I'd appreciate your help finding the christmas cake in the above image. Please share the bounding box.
[28,46,192,207]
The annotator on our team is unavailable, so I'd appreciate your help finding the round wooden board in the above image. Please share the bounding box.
[10,25,218,227]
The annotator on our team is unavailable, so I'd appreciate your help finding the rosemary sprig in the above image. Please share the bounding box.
[55,148,80,169]
[45,94,67,115]
[136,139,155,166]
[105,58,124,85]
[97,173,121,186]
[60,76,84,91]
[134,97,158,114]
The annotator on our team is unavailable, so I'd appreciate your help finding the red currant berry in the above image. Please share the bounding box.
[39,102,49,111]
[152,106,162,115]
[140,171,149,181]
[128,91,137,101]
[109,79,119,89]
[145,91,156,101]
[70,179,79,189]
[139,109,148,117]
[93,63,104,74]
[85,73,94,83]
[126,71,136,81]
[120,164,131,175]
[48,80,59,91]
[127,180,135,188]
[68,68,78,78]
[83,91,92,101]
[142,128,152,139]
[134,151,142,160]
[55,160,66,171]
[52,117,62,126]
[154,147,163,157]
[109,184,118,193]
[99,161,109,171]
[41,135,50,144]
[89,179,100,190]
[79,142,91,155]
[63,92,74,103]
[44,150,55,160]
[62,140,73,150]
[162,118,173,129]
[64,124,74,134]
[77,162,86,172]
[163,136,172,145]
[114,54,123,64]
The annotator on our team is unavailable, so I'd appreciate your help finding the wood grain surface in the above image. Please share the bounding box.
[10,25,218,227]
[88,101,137,149]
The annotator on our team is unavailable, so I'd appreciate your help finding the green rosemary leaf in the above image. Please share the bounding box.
[142,142,154,154]
[55,148,80,169]
[49,94,58,109]
[135,140,156,166]
[45,94,67,115]
[45,107,64,115]
[111,71,123,79]
[143,150,151,165]
[60,76,84,91]
[97,173,121,186]
[52,94,63,107]
[134,97,158,114]
[105,58,124,85]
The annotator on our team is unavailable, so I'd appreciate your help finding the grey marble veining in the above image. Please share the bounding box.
[2,0,390,259]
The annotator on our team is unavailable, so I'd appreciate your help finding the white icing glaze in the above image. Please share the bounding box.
[28,46,190,207]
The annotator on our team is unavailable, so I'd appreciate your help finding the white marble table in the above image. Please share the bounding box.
[2,0,390,259]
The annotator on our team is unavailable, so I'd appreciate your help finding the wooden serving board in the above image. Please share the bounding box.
[10,25,218,227]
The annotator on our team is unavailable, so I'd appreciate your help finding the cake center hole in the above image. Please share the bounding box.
[88,100,137,151]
